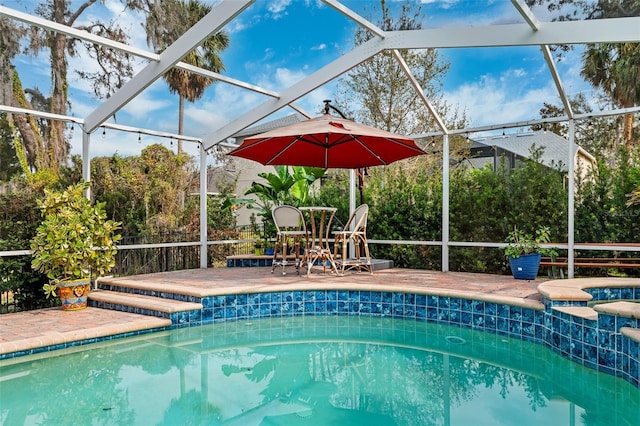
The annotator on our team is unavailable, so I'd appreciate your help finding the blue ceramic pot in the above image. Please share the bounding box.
[508,253,541,280]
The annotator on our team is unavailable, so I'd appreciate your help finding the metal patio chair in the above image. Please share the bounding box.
[271,205,308,275]
[332,204,373,275]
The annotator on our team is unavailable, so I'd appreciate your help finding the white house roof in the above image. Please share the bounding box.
[469,130,595,171]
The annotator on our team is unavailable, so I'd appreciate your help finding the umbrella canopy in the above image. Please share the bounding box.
[228,113,426,169]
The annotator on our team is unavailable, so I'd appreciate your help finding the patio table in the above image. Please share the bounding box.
[299,206,340,277]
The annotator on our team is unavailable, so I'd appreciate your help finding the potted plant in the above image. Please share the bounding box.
[504,226,557,280]
[264,239,275,256]
[30,181,121,310]
[254,240,264,256]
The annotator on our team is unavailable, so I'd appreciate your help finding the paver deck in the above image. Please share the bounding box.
[0,267,546,357]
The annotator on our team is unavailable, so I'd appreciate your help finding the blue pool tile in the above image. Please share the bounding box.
[437,308,450,322]
[460,298,473,313]
[259,293,272,304]
[391,292,404,305]
[405,293,416,306]
[381,303,392,316]
[620,287,633,299]
[509,319,523,336]
[282,292,294,303]
[496,317,508,333]
[497,304,509,318]
[522,323,535,338]
[426,307,437,321]
[509,306,522,321]
[256,305,269,317]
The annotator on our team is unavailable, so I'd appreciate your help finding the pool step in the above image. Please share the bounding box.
[88,289,202,320]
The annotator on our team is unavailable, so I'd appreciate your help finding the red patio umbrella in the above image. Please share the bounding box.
[228,108,426,169]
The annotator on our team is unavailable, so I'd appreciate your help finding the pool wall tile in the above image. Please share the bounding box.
[4,285,639,390]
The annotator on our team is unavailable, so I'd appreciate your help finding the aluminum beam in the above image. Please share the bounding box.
[511,1,574,119]
[203,35,386,149]
[323,0,386,39]
[382,18,640,49]
[392,49,448,134]
[542,45,574,119]
[0,4,279,100]
[511,0,541,30]
[0,5,155,60]
[85,0,254,132]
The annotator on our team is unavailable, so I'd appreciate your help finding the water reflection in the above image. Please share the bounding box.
[0,316,638,425]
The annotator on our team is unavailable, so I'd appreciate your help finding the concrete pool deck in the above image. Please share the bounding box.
[0,268,545,357]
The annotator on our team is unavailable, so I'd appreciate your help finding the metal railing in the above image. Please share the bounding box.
[3,228,639,313]
[0,226,263,313]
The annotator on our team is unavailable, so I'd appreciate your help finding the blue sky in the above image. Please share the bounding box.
[3,0,593,159]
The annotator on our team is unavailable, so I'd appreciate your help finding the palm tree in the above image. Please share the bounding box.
[145,0,229,154]
[581,42,640,151]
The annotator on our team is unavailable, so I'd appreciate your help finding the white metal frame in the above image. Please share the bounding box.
[1,0,639,276]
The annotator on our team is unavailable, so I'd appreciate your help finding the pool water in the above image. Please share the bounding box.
[1,316,638,425]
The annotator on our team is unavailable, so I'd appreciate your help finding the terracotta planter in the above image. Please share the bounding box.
[57,279,91,310]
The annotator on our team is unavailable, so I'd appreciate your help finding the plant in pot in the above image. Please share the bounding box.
[264,239,275,256]
[30,181,122,310]
[254,240,264,256]
[504,226,557,280]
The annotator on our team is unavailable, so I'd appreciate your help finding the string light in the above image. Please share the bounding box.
[102,127,106,139]
[502,128,505,137]
[138,132,141,143]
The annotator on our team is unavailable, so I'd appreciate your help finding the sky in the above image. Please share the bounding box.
[1,0,602,160]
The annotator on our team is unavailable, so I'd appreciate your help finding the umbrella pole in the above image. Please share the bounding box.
[349,169,357,259]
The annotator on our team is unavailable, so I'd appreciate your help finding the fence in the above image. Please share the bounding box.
[0,226,262,313]
[113,227,260,276]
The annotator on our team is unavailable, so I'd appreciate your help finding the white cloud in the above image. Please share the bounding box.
[121,86,174,121]
[267,0,292,18]
[445,71,558,128]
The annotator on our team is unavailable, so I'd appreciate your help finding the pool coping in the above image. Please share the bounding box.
[1,269,638,388]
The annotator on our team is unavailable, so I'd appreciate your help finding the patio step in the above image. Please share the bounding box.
[88,289,202,320]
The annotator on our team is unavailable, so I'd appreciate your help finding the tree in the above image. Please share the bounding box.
[527,0,640,150]
[90,144,196,236]
[337,0,465,137]
[145,0,230,154]
[581,42,640,150]
[0,114,21,181]
[531,93,624,160]
[2,0,141,177]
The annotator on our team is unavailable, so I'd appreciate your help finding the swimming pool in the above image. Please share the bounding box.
[1,316,638,425]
